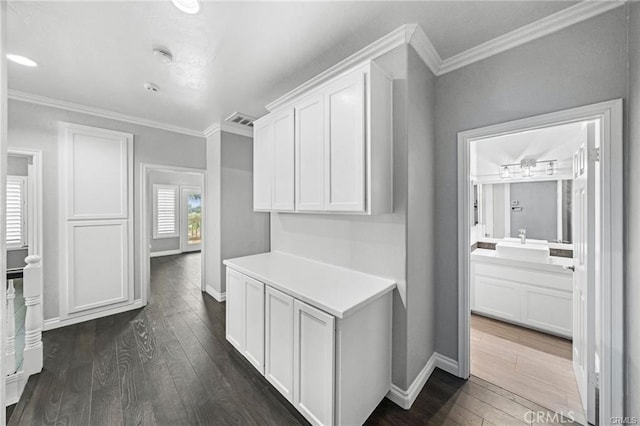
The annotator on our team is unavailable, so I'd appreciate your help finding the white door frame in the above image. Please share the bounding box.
[180,186,202,253]
[457,99,623,423]
[140,163,207,300]
[7,148,43,258]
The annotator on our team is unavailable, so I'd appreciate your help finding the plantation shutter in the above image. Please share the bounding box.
[6,176,26,248]
[154,185,178,238]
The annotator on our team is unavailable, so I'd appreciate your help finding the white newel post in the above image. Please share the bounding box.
[6,279,16,375]
[23,255,43,376]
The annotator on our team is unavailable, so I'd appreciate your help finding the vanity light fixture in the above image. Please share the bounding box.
[546,160,555,175]
[6,54,37,67]
[498,158,557,179]
[171,0,200,14]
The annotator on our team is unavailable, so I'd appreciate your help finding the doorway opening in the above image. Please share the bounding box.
[140,164,206,301]
[458,100,623,425]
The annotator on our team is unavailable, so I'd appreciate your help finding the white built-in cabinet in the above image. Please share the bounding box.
[59,122,135,322]
[471,255,573,338]
[225,268,265,373]
[224,256,394,426]
[253,61,392,214]
[253,109,296,211]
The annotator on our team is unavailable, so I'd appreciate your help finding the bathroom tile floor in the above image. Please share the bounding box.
[471,314,586,425]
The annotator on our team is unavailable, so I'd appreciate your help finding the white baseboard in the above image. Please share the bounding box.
[206,285,226,302]
[44,299,145,331]
[386,352,460,409]
[6,371,26,406]
[435,352,460,376]
[150,249,182,258]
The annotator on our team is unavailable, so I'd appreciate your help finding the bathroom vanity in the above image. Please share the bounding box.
[471,245,573,338]
[223,251,396,426]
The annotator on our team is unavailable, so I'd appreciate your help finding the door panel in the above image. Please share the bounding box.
[254,119,274,211]
[295,94,325,211]
[67,130,129,219]
[225,269,245,352]
[572,122,596,423]
[60,123,133,320]
[325,71,365,212]
[67,221,129,313]
[294,300,335,426]
[265,286,294,401]
[273,110,295,211]
[244,277,265,373]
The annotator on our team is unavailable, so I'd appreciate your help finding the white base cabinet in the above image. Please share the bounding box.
[225,269,265,373]
[470,254,573,338]
[226,266,393,426]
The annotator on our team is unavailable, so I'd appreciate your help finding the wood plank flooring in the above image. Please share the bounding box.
[8,253,578,425]
[471,314,586,425]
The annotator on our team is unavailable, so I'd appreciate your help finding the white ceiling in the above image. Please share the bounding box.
[7,1,577,133]
[472,121,587,179]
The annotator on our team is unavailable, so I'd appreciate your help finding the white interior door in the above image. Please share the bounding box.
[60,123,133,317]
[181,186,202,252]
[571,122,596,423]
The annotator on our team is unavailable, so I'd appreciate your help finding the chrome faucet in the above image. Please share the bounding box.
[518,228,527,244]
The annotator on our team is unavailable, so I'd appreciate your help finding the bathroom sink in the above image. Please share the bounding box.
[502,237,549,246]
[495,241,550,262]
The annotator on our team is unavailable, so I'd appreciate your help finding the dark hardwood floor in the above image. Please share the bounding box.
[8,253,577,425]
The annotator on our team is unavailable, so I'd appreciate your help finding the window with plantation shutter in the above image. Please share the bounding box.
[153,184,179,238]
[6,176,27,249]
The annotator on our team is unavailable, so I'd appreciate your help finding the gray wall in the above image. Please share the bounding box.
[406,47,436,386]
[8,99,206,320]
[627,1,640,417]
[434,7,628,362]
[509,181,557,241]
[220,132,270,290]
[148,170,201,253]
[7,155,27,176]
[205,130,270,295]
[271,45,436,390]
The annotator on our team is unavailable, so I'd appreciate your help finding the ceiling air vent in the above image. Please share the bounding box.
[225,112,257,128]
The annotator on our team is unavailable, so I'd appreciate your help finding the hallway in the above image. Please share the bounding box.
[7,254,578,425]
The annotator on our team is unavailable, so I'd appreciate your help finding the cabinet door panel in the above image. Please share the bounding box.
[295,94,325,211]
[521,286,572,337]
[254,119,274,211]
[244,277,265,373]
[273,110,295,211]
[265,286,294,401]
[226,269,245,352]
[294,300,335,426]
[472,276,520,321]
[325,71,365,212]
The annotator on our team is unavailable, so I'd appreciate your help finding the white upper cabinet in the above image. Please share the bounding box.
[253,118,274,211]
[253,61,392,215]
[253,108,295,212]
[295,94,325,211]
[272,109,295,211]
[324,70,365,212]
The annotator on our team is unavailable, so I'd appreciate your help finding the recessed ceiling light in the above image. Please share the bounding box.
[6,54,38,67]
[144,82,160,93]
[171,0,199,14]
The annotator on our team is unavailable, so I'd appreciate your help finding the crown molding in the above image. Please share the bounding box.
[266,24,421,112]
[203,122,253,138]
[438,0,625,75]
[406,24,442,75]
[8,89,204,138]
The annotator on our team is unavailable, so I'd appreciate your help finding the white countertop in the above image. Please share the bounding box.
[223,251,397,319]
[471,248,573,273]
